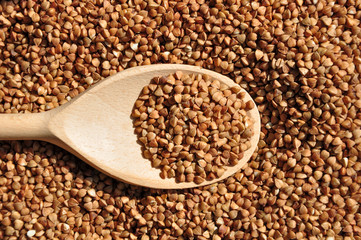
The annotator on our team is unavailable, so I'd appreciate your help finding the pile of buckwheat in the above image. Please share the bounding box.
[0,0,360,239]
[132,72,254,184]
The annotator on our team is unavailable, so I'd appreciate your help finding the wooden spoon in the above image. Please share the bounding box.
[0,64,260,189]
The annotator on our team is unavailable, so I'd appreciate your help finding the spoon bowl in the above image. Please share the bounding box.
[0,64,260,189]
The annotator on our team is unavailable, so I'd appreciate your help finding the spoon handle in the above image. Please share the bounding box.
[0,112,52,140]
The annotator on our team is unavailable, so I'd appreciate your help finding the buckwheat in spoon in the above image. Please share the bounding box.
[0,64,260,189]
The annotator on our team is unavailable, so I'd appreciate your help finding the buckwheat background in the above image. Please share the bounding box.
[0,0,360,239]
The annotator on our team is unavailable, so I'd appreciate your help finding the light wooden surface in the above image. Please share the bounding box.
[0,64,260,189]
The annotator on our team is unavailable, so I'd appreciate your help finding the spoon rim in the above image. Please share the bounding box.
[55,64,261,189]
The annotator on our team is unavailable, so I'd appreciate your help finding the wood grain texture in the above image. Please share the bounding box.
[0,64,260,189]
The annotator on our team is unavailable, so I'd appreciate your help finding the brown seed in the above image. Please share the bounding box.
[194,176,205,184]
[255,49,263,60]
[87,189,97,197]
[99,20,107,28]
